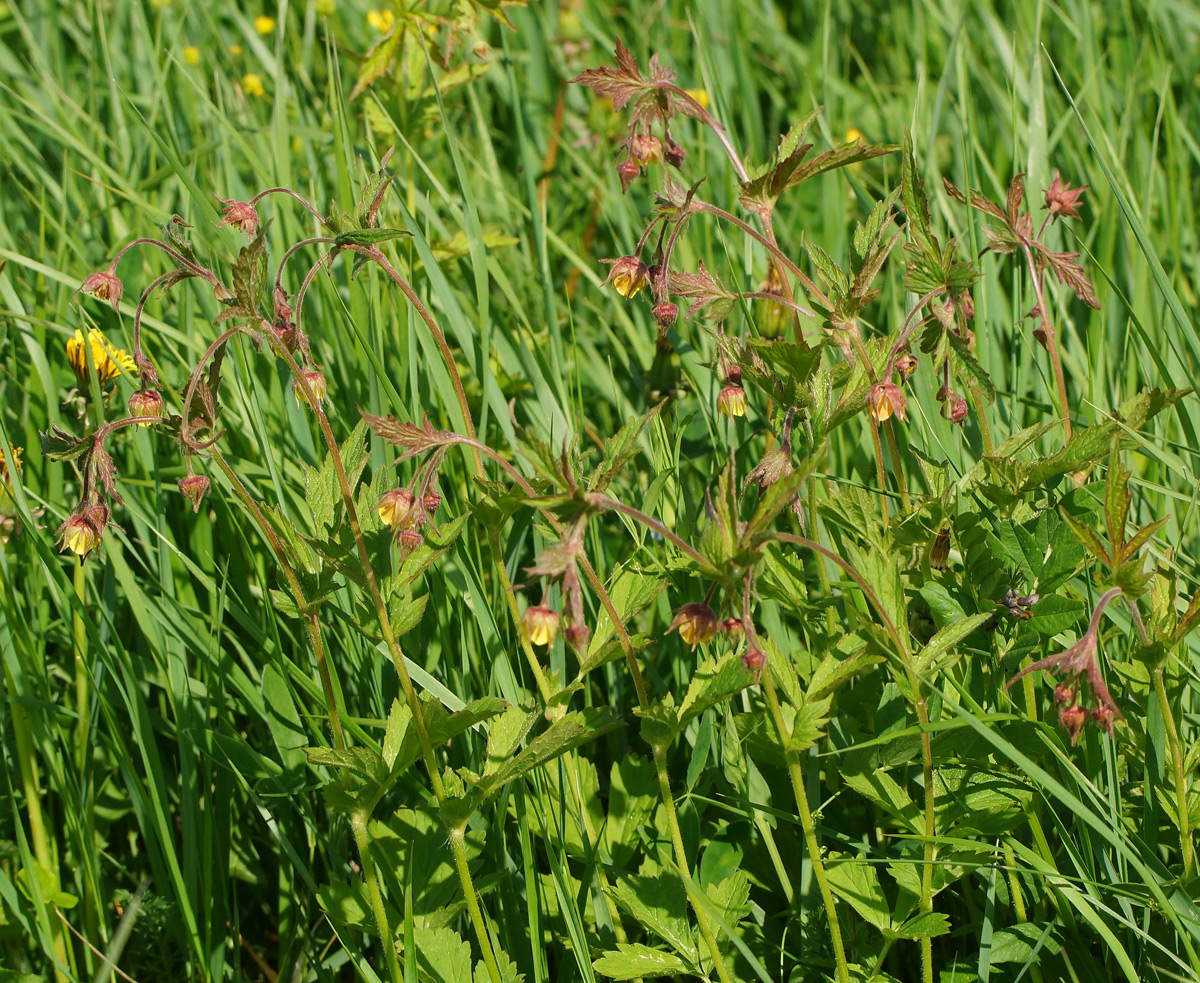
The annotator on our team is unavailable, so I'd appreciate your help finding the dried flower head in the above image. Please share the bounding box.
[1044,170,1088,222]
[717,385,747,417]
[377,488,416,528]
[292,368,327,408]
[216,196,259,237]
[178,473,211,513]
[604,256,649,298]
[67,329,136,386]
[80,268,124,312]
[867,380,906,424]
[669,602,718,648]
[744,447,793,495]
[127,389,164,427]
[521,605,560,648]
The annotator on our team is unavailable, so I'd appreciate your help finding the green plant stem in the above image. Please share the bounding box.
[278,349,503,983]
[807,481,840,637]
[305,614,345,749]
[970,388,994,455]
[775,533,934,983]
[449,827,503,983]
[760,669,850,983]
[352,810,403,983]
[882,419,912,512]
[652,746,735,983]
[869,420,890,526]
[1154,666,1195,878]
[1001,844,1044,983]
[72,559,88,774]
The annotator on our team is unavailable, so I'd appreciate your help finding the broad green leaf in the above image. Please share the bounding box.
[913,613,992,675]
[826,858,890,931]
[679,653,754,732]
[592,944,689,980]
[608,870,698,965]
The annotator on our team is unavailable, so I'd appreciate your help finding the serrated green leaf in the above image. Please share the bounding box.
[913,613,992,675]
[334,227,412,247]
[592,944,690,980]
[350,26,404,100]
[826,858,891,931]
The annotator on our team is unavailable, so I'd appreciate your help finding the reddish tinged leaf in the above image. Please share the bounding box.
[570,37,653,111]
[361,411,450,453]
[1038,245,1101,309]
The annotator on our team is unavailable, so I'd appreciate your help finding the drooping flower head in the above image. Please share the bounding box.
[521,605,560,648]
[80,268,124,312]
[57,504,109,558]
[867,380,907,424]
[669,602,718,648]
[216,196,259,237]
[603,256,649,299]
[127,389,164,427]
[377,488,416,528]
[717,385,747,417]
[179,473,211,513]
[292,368,327,408]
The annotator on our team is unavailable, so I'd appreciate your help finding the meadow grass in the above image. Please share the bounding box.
[2,1,1200,981]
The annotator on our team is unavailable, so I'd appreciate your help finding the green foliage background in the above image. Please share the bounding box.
[2,0,1200,981]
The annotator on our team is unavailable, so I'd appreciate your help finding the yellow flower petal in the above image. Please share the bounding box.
[183,46,200,65]
[254,15,275,34]
[367,8,394,32]
[242,73,265,97]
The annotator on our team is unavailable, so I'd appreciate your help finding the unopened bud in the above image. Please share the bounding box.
[616,159,640,193]
[397,527,424,556]
[895,354,919,383]
[663,135,686,168]
[1090,705,1115,736]
[422,491,442,514]
[717,385,747,417]
[178,473,211,513]
[1059,704,1088,746]
[949,395,969,425]
[741,647,766,674]
[652,301,678,329]
[127,389,163,427]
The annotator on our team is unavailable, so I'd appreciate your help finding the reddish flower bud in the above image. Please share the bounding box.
[652,301,678,329]
[521,605,560,647]
[949,396,969,425]
[1059,703,1088,746]
[178,473,211,513]
[669,603,718,648]
[1032,324,1050,351]
[1053,681,1076,705]
[867,381,906,423]
[80,268,124,312]
[292,368,327,408]
[895,354,919,383]
[377,488,416,528]
[398,527,424,556]
[741,647,766,675]
[663,135,686,168]
[127,389,163,427]
[604,256,650,298]
[216,197,259,238]
[721,618,744,634]
[717,385,747,417]
[935,384,952,403]
[1090,704,1116,736]
[616,159,640,193]
[422,491,442,514]
[563,622,591,654]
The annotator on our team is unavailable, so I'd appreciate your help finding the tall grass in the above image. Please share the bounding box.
[2,1,1199,981]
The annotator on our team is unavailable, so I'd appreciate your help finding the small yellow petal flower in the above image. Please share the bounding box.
[229,43,243,55]
[845,127,864,144]
[242,73,265,97]
[685,87,709,109]
[183,46,200,65]
[367,8,394,32]
[67,329,136,386]
[0,444,23,486]
[254,15,275,34]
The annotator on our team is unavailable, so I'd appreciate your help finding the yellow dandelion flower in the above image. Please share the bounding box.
[229,43,243,55]
[242,73,266,97]
[845,127,864,144]
[254,15,275,34]
[367,8,394,32]
[183,45,200,65]
[67,329,136,386]
[0,444,23,486]
[685,87,709,109]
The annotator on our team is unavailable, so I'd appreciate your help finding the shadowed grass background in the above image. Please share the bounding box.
[2,0,1200,980]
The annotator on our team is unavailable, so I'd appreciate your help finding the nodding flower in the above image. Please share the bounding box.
[127,389,164,427]
[866,380,906,424]
[669,603,718,648]
[178,473,211,513]
[80,268,124,312]
[521,605,560,648]
[376,488,416,529]
[1044,170,1088,222]
[57,504,109,559]
[216,196,259,237]
[292,368,327,408]
[603,256,650,299]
